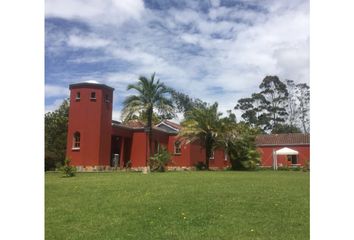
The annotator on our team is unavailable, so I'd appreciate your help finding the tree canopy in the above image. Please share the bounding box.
[45,99,69,170]
[179,102,223,170]
[235,75,309,133]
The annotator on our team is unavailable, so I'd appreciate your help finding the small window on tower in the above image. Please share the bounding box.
[76,92,80,101]
[105,94,110,103]
[90,91,96,101]
[72,132,81,150]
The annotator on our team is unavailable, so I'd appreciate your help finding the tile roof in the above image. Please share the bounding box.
[255,133,310,146]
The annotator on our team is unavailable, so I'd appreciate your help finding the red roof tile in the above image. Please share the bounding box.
[255,133,310,146]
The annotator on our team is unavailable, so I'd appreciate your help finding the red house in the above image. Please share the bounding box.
[256,133,310,169]
[66,81,309,171]
[66,81,228,171]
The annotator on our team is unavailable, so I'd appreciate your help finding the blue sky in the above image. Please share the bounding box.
[45,0,309,122]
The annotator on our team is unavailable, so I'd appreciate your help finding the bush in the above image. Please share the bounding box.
[303,160,310,172]
[195,161,207,170]
[150,147,171,172]
[45,151,64,171]
[60,158,76,177]
[291,166,301,171]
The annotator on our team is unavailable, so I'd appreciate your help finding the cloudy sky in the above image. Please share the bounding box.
[45,0,309,121]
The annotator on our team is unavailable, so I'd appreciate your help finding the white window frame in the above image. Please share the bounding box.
[174,141,181,155]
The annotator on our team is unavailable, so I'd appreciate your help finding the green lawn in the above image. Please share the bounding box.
[45,171,309,240]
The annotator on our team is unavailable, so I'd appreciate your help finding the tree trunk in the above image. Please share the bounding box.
[146,107,153,172]
[205,136,212,170]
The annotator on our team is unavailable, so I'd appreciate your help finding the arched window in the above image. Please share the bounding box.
[73,132,80,149]
[174,141,181,155]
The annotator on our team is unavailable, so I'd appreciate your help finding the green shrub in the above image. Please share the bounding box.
[303,160,310,172]
[150,147,171,172]
[291,166,301,171]
[277,166,290,171]
[195,161,207,170]
[60,158,76,177]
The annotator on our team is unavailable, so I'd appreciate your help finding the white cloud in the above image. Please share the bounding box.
[67,34,111,48]
[45,85,69,98]
[45,0,309,118]
[112,110,122,121]
[45,0,145,25]
[45,98,66,113]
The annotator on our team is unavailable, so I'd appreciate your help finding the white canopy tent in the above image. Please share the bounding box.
[273,147,299,170]
[275,147,299,155]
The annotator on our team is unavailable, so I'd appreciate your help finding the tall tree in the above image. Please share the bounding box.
[285,79,299,128]
[122,73,174,171]
[179,102,222,170]
[235,93,268,130]
[259,76,289,131]
[295,83,310,133]
[45,99,69,170]
[171,90,207,117]
[271,123,302,134]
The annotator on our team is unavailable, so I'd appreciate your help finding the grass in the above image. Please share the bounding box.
[45,171,309,240]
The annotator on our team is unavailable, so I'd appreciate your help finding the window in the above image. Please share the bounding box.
[75,92,80,101]
[287,155,298,164]
[72,132,80,149]
[154,140,160,154]
[105,94,110,103]
[90,91,96,100]
[174,141,181,155]
[209,151,215,160]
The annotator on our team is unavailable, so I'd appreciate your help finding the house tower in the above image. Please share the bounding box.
[66,81,114,170]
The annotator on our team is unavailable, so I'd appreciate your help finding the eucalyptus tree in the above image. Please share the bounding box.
[122,73,174,171]
[295,83,310,133]
[259,75,289,131]
[179,102,223,170]
[285,79,299,128]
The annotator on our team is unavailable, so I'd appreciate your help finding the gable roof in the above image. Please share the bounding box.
[162,120,182,130]
[155,120,181,133]
[255,133,310,146]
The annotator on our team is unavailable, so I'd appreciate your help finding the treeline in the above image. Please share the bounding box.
[235,76,310,134]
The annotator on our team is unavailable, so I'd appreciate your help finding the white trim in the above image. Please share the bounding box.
[157,121,179,132]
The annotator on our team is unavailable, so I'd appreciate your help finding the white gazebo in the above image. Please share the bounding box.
[272,147,299,170]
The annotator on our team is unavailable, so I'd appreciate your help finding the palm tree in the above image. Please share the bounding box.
[122,73,174,171]
[179,102,223,170]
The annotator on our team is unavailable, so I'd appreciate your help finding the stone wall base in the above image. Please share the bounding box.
[75,165,114,172]
[75,165,227,172]
[166,166,196,171]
